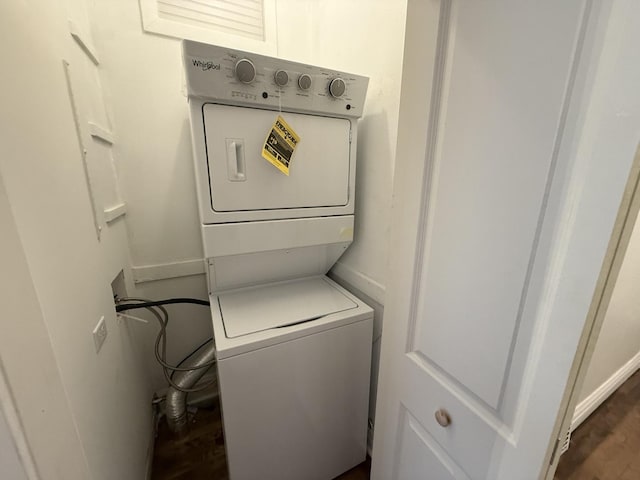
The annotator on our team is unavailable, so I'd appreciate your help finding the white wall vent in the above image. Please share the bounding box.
[139,0,277,55]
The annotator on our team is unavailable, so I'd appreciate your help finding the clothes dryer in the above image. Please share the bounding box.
[183,41,373,480]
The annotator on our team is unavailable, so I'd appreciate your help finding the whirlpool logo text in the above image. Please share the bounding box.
[192,59,220,71]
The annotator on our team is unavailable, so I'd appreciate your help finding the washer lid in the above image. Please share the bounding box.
[218,277,357,338]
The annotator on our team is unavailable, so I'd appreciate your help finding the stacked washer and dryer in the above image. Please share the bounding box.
[182,41,373,480]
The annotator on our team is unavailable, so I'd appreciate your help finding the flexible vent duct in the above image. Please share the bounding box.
[166,342,217,433]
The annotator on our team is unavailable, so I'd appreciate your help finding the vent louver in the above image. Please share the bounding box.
[157,0,265,40]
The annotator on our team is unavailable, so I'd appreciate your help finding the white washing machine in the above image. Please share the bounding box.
[183,41,373,480]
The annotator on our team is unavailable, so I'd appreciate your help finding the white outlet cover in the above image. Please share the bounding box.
[92,316,107,353]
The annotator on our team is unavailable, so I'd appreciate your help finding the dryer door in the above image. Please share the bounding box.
[203,104,351,213]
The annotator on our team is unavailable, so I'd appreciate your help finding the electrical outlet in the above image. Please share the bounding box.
[92,316,107,353]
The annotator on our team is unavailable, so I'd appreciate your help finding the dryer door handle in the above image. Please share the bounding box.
[226,139,246,182]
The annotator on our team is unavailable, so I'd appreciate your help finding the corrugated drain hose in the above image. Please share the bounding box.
[116,298,216,393]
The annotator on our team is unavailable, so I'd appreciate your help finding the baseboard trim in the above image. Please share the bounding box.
[132,259,206,284]
[330,261,386,305]
[571,350,640,431]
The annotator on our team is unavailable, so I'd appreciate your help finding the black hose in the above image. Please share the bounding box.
[115,297,210,312]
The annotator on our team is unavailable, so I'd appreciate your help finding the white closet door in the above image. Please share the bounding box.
[372,1,640,479]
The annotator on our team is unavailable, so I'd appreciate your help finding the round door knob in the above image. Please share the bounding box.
[298,73,312,90]
[329,77,346,98]
[274,69,289,87]
[235,58,256,84]
[435,409,451,427]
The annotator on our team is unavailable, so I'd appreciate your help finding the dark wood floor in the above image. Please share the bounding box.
[555,370,640,480]
[152,405,227,480]
[152,370,638,479]
[151,399,370,480]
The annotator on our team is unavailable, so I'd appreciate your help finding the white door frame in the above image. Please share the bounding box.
[543,144,640,478]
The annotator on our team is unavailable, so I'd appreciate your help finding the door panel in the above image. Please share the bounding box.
[203,104,351,212]
[412,0,586,411]
[401,354,495,477]
[397,411,471,480]
[372,0,629,479]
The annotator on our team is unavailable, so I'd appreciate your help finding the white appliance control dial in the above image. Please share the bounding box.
[235,59,256,84]
[329,78,346,98]
[274,69,289,87]
[298,74,312,91]
[184,42,368,118]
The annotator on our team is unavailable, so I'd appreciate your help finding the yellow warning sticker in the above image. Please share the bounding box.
[261,115,300,176]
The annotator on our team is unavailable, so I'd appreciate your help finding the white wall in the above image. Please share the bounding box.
[0,0,153,478]
[0,409,28,480]
[578,208,640,404]
[0,173,91,479]
[90,0,407,389]
[276,1,406,305]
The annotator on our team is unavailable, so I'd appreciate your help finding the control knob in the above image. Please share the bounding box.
[298,73,312,91]
[235,58,256,84]
[274,69,289,87]
[329,78,346,98]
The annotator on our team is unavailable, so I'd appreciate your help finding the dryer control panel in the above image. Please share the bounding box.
[183,41,369,119]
